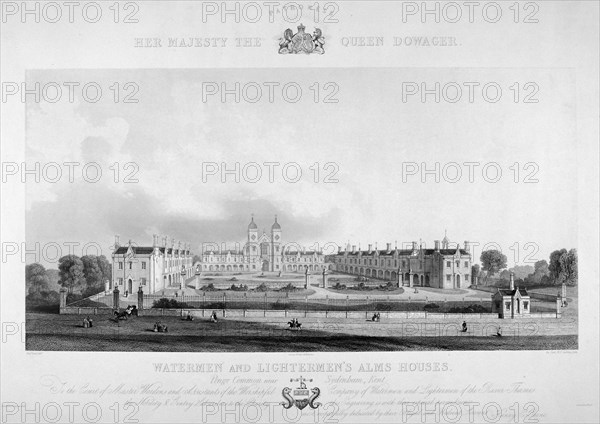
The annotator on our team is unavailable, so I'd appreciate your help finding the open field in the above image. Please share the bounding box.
[26,313,577,352]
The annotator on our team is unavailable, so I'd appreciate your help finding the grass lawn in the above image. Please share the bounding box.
[26,313,577,352]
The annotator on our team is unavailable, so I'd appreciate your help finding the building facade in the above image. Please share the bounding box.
[199,216,326,273]
[332,235,472,289]
[491,273,531,318]
[111,235,194,295]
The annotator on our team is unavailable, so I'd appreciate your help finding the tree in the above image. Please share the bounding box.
[96,255,112,283]
[82,255,102,287]
[192,255,201,264]
[480,250,507,282]
[499,269,511,281]
[524,259,550,286]
[471,264,480,284]
[58,255,86,295]
[559,249,578,286]
[81,255,112,297]
[534,259,549,274]
[26,263,50,295]
[549,249,568,283]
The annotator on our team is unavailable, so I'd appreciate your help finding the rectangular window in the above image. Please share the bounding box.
[464,261,469,268]
[129,262,132,269]
[118,262,123,270]
[446,261,451,268]
[505,302,511,310]
[142,262,146,270]
[141,278,147,285]
[118,278,123,285]
[446,275,451,281]
[523,301,529,310]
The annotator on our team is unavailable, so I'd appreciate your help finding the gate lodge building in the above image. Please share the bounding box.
[332,234,472,289]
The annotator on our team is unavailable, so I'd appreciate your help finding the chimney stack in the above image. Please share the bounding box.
[114,235,120,248]
[368,244,372,252]
[386,243,391,252]
[152,234,157,248]
[337,246,342,253]
[510,272,515,290]
[434,240,440,251]
[464,241,470,253]
[352,245,356,253]
[412,241,417,251]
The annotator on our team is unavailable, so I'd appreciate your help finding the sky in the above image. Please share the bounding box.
[25,67,577,267]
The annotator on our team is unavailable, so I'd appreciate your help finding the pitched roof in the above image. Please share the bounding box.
[335,248,469,256]
[114,246,191,255]
[498,288,529,297]
[113,246,155,255]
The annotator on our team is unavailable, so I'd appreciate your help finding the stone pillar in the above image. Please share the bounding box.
[138,286,144,310]
[195,276,200,290]
[561,283,567,299]
[322,269,328,288]
[104,279,110,295]
[59,287,67,312]
[409,273,413,287]
[304,268,311,289]
[113,287,120,309]
[556,297,562,318]
[396,270,402,288]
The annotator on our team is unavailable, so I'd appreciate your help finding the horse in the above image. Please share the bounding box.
[287,319,302,330]
[113,309,129,320]
[113,305,136,320]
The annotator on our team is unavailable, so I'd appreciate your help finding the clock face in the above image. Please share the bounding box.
[275,235,280,240]
[251,235,256,240]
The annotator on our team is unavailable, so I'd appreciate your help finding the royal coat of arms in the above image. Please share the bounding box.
[280,376,322,410]
[278,24,325,54]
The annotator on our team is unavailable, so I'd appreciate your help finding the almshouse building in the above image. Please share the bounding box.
[332,234,472,289]
[111,235,194,295]
[199,216,326,273]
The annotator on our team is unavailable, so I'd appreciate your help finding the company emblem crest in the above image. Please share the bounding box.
[278,24,325,54]
[280,376,321,410]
